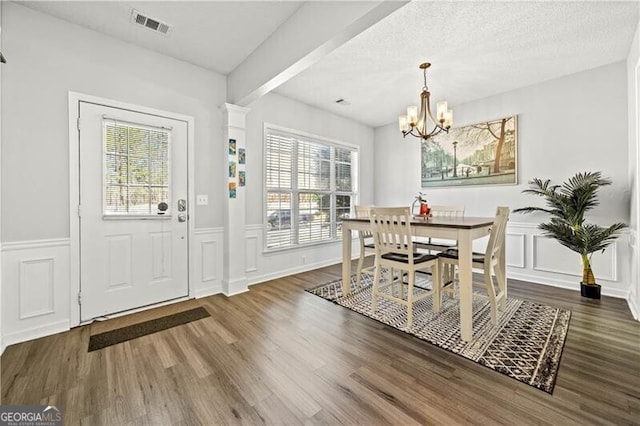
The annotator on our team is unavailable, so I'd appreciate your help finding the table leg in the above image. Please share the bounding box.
[457,231,473,342]
[342,224,352,296]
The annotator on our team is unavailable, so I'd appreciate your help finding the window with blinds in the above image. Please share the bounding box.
[265,127,358,250]
[104,120,170,216]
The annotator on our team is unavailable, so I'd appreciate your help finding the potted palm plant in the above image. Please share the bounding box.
[514,171,627,299]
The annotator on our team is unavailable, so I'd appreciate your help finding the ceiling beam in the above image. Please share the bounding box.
[227,0,408,107]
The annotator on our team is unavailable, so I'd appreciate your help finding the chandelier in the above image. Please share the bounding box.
[398,62,452,140]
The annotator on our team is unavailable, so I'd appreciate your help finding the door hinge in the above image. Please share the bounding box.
[78,204,82,218]
[77,117,81,131]
[77,291,82,305]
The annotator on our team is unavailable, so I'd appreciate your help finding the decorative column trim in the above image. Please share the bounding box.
[220,103,251,296]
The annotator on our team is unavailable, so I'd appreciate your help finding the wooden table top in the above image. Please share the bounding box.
[342,216,495,229]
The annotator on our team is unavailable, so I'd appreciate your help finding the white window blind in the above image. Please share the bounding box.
[103,120,170,216]
[265,127,358,250]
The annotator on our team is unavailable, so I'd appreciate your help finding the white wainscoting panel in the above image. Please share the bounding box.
[19,257,55,319]
[192,228,224,298]
[201,241,218,282]
[507,223,629,299]
[506,233,525,268]
[245,235,258,273]
[245,224,351,286]
[242,222,629,299]
[532,235,617,281]
[2,239,71,348]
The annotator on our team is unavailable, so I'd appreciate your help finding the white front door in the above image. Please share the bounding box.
[79,101,189,321]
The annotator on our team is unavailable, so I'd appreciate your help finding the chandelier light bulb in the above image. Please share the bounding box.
[436,101,448,122]
[444,110,453,128]
[407,106,418,125]
[398,115,409,132]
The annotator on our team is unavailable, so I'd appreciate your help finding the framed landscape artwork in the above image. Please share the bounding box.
[421,115,517,188]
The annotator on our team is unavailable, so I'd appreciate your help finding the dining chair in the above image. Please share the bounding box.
[414,205,465,253]
[437,206,509,325]
[354,205,375,287]
[369,207,441,327]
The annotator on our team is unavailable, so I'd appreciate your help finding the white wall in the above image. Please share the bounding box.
[244,92,375,283]
[374,61,632,298]
[0,1,4,353]
[0,4,227,347]
[627,21,640,319]
[1,3,227,243]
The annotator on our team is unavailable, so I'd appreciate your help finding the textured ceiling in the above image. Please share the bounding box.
[17,1,640,128]
[275,1,640,127]
[19,1,303,74]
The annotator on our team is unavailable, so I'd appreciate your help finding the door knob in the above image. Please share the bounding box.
[178,213,187,223]
[178,199,186,212]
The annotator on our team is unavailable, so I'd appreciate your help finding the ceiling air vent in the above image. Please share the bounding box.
[130,9,173,36]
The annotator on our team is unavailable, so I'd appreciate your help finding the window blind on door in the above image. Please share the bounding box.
[103,120,170,216]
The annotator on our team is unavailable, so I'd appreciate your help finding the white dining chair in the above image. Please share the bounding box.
[437,206,509,325]
[414,204,465,253]
[354,205,375,288]
[370,207,441,327]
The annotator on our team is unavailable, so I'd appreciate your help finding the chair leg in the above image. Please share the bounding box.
[484,267,498,325]
[372,259,381,313]
[442,262,450,286]
[407,271,415,327]
[451,265,459,299]
[495,262,507,310]
[356,251,365,288]
[432,261,441,312]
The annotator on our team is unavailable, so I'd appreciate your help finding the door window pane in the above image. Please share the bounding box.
[103,121,170,216]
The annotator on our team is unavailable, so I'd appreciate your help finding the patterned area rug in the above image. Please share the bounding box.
[307,274,571,394]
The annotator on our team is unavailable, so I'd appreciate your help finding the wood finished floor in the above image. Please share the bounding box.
[1,260,639,425]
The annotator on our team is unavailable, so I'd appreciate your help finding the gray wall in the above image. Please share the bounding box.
[1,3,227,242]
[245,91,375,225]
[242,92,375,282]
[374,61,629,224]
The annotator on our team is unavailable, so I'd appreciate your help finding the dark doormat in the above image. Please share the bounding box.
[88,306,210,352]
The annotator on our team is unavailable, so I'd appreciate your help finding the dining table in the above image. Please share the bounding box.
[341,215,503,342]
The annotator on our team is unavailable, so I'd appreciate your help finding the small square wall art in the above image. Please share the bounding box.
[239,171,246,187]
[238,148,246,164]
[229,161,236,178]
[229,181,236,199]
[229,139,236,156]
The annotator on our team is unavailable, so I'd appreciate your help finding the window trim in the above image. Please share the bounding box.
[263,123,359,252]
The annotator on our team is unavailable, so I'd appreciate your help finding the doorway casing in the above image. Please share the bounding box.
[68,92,196,327]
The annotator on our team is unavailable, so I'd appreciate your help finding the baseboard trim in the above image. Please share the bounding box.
[194,284,222,299]
[508,271,627,299]
[2,320,70,349]
[249,257,340,287]
[627,291,639,320]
